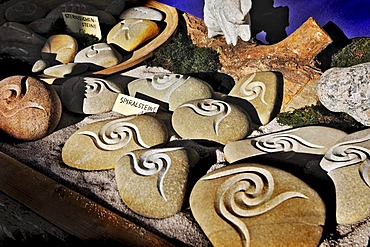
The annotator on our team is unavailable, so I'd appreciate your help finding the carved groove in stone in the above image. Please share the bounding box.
[78,117,150,151]
[149,74,189,101]
[180,99,231,135]
[0,78,46,117]
[240,73,267,104]
[202,166,308,247]
[82,78,121,98]
[85,44,113,58]
[322,134,370,187]
[113,19,143,40]
[128,147,182,201]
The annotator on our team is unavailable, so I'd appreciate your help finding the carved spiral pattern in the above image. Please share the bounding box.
[128,147,182,201]
[202,166,308,247]
[82,78,120,98]
[240,73,267,104]
[150,74,189,101]
[322,134,370,187]
[254,131,324,153]
[0,78,45,117]
[181,99,231,135]
[78,117,150,151]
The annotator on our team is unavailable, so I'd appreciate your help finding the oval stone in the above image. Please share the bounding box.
[41,34,79,64]
[171,98,251,144]
[128,74,214,111]
[61,77,122,114]
[62,115,169,170]
[119,6,164,21]
[0,75,62,141]
[43,63,89,78]
[115,147,199,218]
[5,1,47,23]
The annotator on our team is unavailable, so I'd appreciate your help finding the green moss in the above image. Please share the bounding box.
[277,102,367,133]
[330,37,370,67]
[145,30,220,74]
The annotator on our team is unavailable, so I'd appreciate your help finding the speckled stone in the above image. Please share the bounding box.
[127,74,214,111]
[320,128,370,224]
[62,115,169,170]
[61,76,122,114]
[5,0,47,23]
[107,18,160,52]
[74,43,122,70]
[190,163,326,247]
[171,98,251,144]
[317,62,370,126]
[119,6,163,21]
[41,34,78,64]
[115,146,199,218]
[43,63,89,78]
[0,75,62,141]
[228,71,282,125]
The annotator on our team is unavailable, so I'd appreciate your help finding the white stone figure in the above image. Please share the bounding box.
[204,0,252,45]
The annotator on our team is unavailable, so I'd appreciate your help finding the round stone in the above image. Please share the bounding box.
[41,34,79,64]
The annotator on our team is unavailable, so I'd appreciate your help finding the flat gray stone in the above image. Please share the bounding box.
[105,0,126,16]
[119,6,163,21]
[43,63,88,78]
[5,0,47,23]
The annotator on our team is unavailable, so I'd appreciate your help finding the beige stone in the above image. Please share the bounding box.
[190,163,326,247]
[119,6,164,21]
[41,34,78,64]
[43,63,88,78]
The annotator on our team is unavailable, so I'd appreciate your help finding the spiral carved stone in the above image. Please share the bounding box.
[0,75,62,140]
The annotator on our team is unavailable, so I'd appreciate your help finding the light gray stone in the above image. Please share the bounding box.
[119,6,163,21]
[317,62,370,126]
[43,63,88,78]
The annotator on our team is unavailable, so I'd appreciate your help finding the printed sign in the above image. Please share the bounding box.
[112,94,160,116]
[62,12,102,40]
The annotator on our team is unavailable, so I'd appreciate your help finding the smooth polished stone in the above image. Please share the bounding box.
[317,62,370,126]
[43,63,88,78]
[171,98,251,144]
[5,0,47,22]
[74,43,122,70]
[119,6,163,21]
[190,163,326,247]
[0,21,45,46]
[62,115,169,170]
[61,77,122,114]
[115,146,199,218]
[224,126,348,164]
[41,34,78,64]
[0,75,62,141]
[127,73,214,111]
[320,128,370,224]
[107,18,160,52]
[105,0,126,16]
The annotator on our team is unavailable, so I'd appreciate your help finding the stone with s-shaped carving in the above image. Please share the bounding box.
[228,71,283,125]
[62,114,169,170]
[41,34,79,64]
[224,126,348,164]
[61,76,122,114]
[320,128,370,224]
[115,146,199,218]
[171,98,252,144]
[0,75,62,141]
[127,73,214,111]
[190,163,326,247]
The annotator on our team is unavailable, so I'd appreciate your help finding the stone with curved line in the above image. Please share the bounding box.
[0,75,62,141]
[190,163,325,247]
[115,146,199,218]
[61,76,122,114]
[41,34,78,64]
[171,98,251,145]
[62,114,169,170]
[320,128,370,224]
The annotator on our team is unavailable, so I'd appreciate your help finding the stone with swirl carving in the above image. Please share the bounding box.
[190,163,326,247]
[320,128,370,224]
[228,71,283,125]
[224,126,348,164]
[171,98,251,144]
[115,146,199,218]
[41,34,79,64]
[62,115,169,170]
[61,76,122,114]
[127,73,214,111]
[0,75,62,141]
[5,0,47,23]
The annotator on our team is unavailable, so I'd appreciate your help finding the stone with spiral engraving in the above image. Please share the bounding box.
[0,75,62,141]
[190,163,326,247]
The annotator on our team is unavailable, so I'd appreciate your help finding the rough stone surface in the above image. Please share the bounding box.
[119,6,163,21]
[61,76,122,115]
[105,0,126,16]
[115,147,199,218]
[41,34,79,64]
[317,62,370,126]
[107,18,160,52]
[320,128,370,224]
[0,75,62,141]
[128,73,214,111]
[5,0,47,23]
[62,115,169,170]
[43,63,89,78]
[190,163,326,247]
[172,98,251,144]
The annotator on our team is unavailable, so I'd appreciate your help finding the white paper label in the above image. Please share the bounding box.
[62,12,102,40]
[112,94,160,116]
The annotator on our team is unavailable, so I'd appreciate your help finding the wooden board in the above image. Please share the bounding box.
[0,151,175,246]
